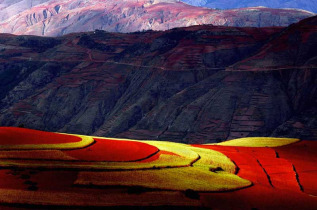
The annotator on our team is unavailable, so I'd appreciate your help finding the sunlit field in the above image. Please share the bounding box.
[0,127,315,209]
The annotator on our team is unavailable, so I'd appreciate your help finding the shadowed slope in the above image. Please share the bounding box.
[228,16,317,71]
[0,17,316,142]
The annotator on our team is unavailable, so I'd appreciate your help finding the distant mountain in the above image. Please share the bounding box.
[0,0,50,21]
[0,0,314,36]
[0,16,315,142]
[182,0,317,13]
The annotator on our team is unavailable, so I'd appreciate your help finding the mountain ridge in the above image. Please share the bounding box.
[0,0,314,36]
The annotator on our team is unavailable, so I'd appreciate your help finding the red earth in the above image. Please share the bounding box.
[64,138,159,162]
[0,127,316,209]
[0,127,81,145]
[193,141,317,209]
[0,127,159,162]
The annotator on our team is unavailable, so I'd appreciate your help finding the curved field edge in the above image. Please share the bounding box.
[0,131,252,192]
[63,138,160,162]
[79,136,299,148]
[207,137,300,147]
[0,142,234,171]
[190,147,236,174]
[73,144,249,191]
[0,134,95,150]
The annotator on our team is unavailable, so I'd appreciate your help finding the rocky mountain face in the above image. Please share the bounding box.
[0,0,314,36]
[228,16,317,140]
[0,16,316,143]
[182,0,317,13]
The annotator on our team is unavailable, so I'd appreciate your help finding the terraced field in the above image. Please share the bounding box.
[0,127,315,209]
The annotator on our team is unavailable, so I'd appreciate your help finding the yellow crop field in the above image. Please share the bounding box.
[210,137,299,147]
[0,129,252,192]
[0,141,220,171]
[75,167,251,191]
[190,147,236,173]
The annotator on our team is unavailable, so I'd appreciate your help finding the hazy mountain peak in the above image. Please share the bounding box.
[181,0,317,13]
[146,0,180,3]
[0,0,314,36]
[143,0,180,7]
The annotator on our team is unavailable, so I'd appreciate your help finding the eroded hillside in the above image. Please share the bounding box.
[0,17,316,143]
[0,0,314,36]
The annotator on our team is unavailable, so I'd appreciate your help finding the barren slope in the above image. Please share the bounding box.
[0,17,316,143]
[0,0,314,36]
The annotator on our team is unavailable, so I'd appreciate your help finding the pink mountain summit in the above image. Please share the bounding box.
[0,0,314,36]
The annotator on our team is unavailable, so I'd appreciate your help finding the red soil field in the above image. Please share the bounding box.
[0,128,315,209]
[0,127,81,145]
[193,141,317,209]
[64,138,159,162]
[275,141,317,196]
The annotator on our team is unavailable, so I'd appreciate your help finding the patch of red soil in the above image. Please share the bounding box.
[299,171,317,195]
[270,173,301,191]
[274,141,317,167]
[0,127,81,145]
[193,141,317,209]
[64,138,159,162]
[275,140,317,196]
[263,162,293,174]
[237,147,277,158]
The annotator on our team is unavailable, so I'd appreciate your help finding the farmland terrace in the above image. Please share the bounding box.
[0,127,315,209]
